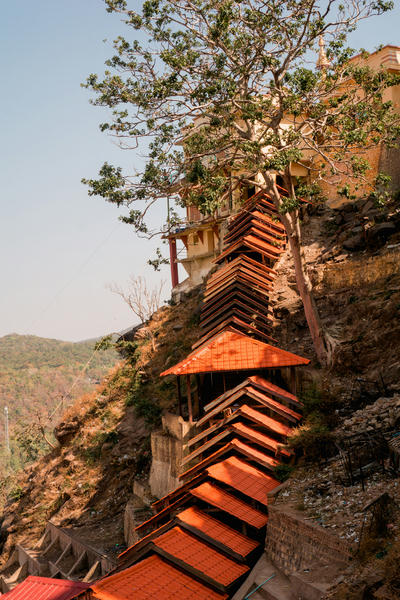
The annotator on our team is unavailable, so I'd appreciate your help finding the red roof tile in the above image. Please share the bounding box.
[176,506,258,558]
[207,456,280,506]
[2,576,89,600]
[161,330,309,376]
[153,526,248,587]
[214,235,283,264]
[190,482,268,528]
[91,554,227,600]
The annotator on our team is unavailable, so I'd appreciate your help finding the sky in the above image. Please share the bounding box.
[0,1,399,342]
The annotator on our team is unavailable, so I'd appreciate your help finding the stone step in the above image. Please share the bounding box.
[232,554,293,600]
[250,572,293,600]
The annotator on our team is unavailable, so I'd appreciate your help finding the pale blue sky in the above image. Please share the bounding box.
[0,1,399,341]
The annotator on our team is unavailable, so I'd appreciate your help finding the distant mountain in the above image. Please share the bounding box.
[0,334,119,426]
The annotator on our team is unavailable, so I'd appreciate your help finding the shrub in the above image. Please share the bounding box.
[8,485,24,501]
[288,422,336,462]
[273,463,293,482]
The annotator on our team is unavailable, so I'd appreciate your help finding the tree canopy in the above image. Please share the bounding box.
[84,0,400,364]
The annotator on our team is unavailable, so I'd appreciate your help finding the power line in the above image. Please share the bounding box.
[27,221,122,334]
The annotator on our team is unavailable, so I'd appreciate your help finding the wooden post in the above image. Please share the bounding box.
[177,375,182,417]
[222,373,227,393]
[169,238,179,288]
[195,374,201,418]
[186,374,193,423]
[290,367,297,395]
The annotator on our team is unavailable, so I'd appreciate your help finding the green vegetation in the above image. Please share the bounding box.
[0,333,118,472]
[288,384,338,461]
[273,463,294,482]
[84,0,399,366]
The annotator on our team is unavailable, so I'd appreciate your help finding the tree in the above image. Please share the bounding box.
[108,275,165,324]
[83,0,400,365]
[108,275,165,349]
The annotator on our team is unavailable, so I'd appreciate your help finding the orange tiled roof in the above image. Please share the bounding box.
[203,376,300,413]
[91,554,227,600]
[1,577,89,600]
[239,404,293,435]
[190,482,268,528]
[207,456,280,506]
[161,330,309,376]
[197,386,301,427]
[192,318,273,350]
[153,526,248,587]
[197,402,292,437]
[248,375,301,405]
[176,506,258,558]
[180,438,279,481]
[230,422,291,456]
[189,403,292,449]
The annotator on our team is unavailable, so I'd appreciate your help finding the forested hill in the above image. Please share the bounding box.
[0,334,119,424]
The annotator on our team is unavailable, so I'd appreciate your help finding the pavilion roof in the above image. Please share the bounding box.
[197,385,301,426]
[190,404,293,447]
[161,329,309,376]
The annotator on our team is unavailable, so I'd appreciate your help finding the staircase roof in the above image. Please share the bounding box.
[90,554,227,600]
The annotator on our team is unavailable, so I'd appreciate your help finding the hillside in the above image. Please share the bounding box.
[0,294,201,561]
[0,198,399,596]
[0,334,119,473]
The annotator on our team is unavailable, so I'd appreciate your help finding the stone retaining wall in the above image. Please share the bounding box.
[319,247,400,291]
[265,503,351,576]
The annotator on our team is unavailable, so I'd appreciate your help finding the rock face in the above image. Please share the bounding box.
[54,417,81,445]
[332,197,400,253]
[341,394,400,435]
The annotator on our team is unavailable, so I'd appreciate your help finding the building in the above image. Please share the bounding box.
[166,44,400,296]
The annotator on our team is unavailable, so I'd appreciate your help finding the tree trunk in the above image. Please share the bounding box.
[262,173,334,365]
[284,218,332,365]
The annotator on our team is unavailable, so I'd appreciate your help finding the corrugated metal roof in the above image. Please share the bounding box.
[153,526,249,587]
[176,506,258,558]
[91,554,227,600]
[2,576,89,600]
[161,330,309,376]
[190,482,268,529]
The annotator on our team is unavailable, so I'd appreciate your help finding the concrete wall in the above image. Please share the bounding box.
[149,413,192,499]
